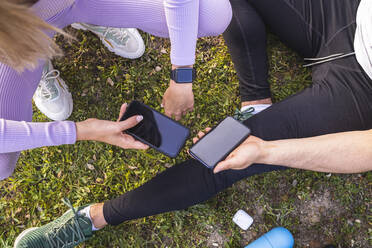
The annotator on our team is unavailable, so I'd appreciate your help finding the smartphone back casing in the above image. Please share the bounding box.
[189,117,251,169]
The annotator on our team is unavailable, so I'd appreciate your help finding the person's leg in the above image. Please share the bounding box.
[100,64,372,227]
[0,152,20,180]
[15,65,372,245]
[69,0,232,39]
[84,0,370,225]
[248,0,325,58]
[223,0,321,107]
[223,0,272,105]
[102,0,371,220]
[102,158,283,225]
[0,64,44,180]
[14,0,372,245]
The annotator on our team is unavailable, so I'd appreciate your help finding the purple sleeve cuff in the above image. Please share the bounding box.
[0,119,77,153]
[42,121,77,146]
[60,121,77,145]
[171,55,196,67]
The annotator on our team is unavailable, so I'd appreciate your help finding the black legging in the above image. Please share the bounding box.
[103,0,372,225]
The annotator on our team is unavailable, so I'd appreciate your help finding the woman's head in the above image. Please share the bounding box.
[0,0,64,71]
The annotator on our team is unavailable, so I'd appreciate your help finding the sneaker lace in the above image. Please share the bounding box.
[45,198,89,248]
[39,69,60,100]
[104,28,130,45]
[233,107,255,122]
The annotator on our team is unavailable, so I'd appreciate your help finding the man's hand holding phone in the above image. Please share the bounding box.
[76,103,149,150]
[213,136,265,173]
[191,123,265,174]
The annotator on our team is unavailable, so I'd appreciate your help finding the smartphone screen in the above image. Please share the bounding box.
[120,101,190,158]
[189,117,251,169]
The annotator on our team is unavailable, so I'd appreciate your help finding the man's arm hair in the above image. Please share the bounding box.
[258,129,372,173]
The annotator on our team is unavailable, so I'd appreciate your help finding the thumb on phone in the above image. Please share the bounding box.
[117,103,128,121]
[213,157,235,174]
[119,115,143,131]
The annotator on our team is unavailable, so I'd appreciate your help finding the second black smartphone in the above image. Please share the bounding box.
[189,117,251,169]
[120,101,190,158]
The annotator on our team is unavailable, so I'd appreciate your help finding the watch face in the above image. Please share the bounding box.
[176,69,193,83]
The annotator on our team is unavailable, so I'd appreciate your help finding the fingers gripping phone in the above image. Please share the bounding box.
[120,101,190,158]
[189,117,251,169]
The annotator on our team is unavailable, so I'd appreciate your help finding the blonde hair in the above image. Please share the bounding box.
[0,0,67,72]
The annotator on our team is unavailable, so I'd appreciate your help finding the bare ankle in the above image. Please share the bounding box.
[90,203,108,229]
[242,98,272,107]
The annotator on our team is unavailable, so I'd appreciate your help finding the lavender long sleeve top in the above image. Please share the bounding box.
[0,0,232,179]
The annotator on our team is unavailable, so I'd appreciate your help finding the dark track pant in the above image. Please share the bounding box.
[103,0,372,225]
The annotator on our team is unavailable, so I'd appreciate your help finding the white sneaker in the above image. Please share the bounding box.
[71,23,145,59]
[33,61,73,121]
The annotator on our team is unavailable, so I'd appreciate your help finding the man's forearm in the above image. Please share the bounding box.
[258,130,372,173]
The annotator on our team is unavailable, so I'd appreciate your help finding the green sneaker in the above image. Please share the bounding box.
[14,199,93,248]
[233,107,255,122]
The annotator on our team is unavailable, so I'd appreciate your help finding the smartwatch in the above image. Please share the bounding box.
[170,68,196,83]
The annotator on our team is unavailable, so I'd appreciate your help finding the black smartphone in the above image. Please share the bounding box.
[189,117,251,169]
[120,101,190,158]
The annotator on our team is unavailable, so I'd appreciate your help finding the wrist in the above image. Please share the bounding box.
[256,140,273,164]
[169,79,193,88]
[76,120,93,141]
[172,64,193,69]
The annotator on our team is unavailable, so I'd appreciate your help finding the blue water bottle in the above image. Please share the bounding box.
[245,227,294,248]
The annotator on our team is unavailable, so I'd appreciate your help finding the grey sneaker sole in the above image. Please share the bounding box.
[14,227,38,248]
[71,23,145,59]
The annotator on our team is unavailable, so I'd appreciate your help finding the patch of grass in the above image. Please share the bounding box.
[0,29,371,248]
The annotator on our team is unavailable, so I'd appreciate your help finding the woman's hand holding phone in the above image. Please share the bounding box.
[192,127,265,174]
[76,103,149,150]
